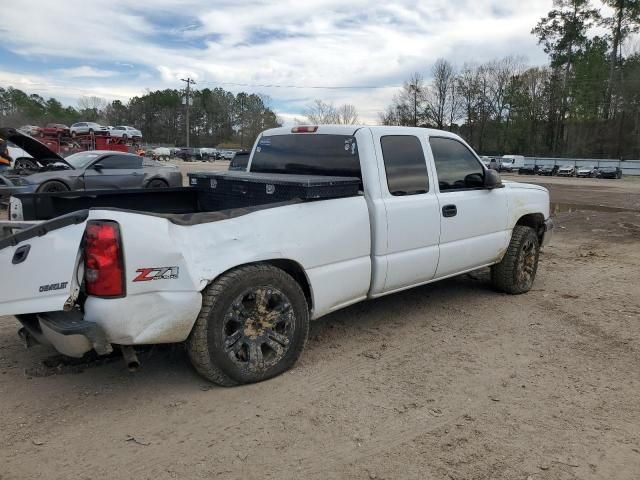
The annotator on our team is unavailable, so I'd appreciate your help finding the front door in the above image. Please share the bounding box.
[428,136,509,279]
[84,154,143,190]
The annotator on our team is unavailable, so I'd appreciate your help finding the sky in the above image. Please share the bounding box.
[0,0,555,124]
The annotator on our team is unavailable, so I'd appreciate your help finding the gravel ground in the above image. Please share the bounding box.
[0,173,639,480]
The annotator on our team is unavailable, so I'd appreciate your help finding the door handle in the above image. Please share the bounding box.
[12,244,31,264]
[442,204,457,218]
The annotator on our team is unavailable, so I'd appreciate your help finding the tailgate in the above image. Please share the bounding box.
[0,211,89,316]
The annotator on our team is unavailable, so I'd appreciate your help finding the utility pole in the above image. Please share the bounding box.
[181,77,196,147]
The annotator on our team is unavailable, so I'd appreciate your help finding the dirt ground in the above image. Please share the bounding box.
[1,171,639,480]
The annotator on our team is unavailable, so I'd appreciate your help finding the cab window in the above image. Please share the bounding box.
[429,137,484,191]
[380,135,429,196]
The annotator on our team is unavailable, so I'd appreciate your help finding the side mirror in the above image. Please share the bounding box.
[92,163,104,171]
[484,169,503,189]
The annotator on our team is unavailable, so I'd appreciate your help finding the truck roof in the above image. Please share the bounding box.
[261,125,465,140]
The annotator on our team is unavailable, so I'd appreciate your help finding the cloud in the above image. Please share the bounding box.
[56,66,118,78]
[0,0,554,122]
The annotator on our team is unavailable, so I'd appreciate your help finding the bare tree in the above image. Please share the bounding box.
[304,100,338,124]
[77,96,107,122]
[77,96,107,111]
[425,58,456,129]
[336,104,360,124]
[457,64,480,143]
[303,100,360,124]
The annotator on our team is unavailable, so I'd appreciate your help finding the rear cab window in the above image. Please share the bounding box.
[250,134,361,178]
[380,135,429,196]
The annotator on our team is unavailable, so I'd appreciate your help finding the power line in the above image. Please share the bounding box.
[196,80,402,90]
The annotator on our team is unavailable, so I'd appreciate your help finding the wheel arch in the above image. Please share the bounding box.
[144,176,169,187]
[37,178,71,192]
[207,259,314,313]
[515,213,545,242]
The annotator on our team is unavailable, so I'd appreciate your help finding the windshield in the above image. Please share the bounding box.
[65,151,102,168]
[251,134,361,177]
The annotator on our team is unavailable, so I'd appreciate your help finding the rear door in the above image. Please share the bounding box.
[84,154,144,189]
[428,136,509,278]
[369,131,441,294]
[0,217,86,315]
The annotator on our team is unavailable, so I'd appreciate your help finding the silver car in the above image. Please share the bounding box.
[109,126,143,140]
[70,122,110,137]
[0,128,182,196]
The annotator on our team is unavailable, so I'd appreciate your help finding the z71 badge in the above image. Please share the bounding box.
[133,267,179,282]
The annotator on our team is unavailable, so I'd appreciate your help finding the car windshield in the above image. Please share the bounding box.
[65,151,102,168]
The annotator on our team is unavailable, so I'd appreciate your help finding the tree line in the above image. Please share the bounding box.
[380,0,640,159]
[0,87,281,148]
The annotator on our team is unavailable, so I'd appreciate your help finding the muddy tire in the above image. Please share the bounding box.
[37,180,69,193]
[187,264,309,386]
[491,225,540,294]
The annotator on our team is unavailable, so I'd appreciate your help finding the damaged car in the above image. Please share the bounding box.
[0,127,182,196]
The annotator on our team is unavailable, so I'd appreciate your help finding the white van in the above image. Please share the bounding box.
[500,155,525,172]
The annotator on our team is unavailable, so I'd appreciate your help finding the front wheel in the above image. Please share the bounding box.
[37,180,70,193]
[491,225,540,294]
[187,264,310,386]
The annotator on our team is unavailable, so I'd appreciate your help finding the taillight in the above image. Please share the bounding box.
[84,221,125,297]
[291,126,318,133]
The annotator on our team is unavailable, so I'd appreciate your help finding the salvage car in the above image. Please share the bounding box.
[597,166,622,179]
[556,165,576,177]
[109,126,142,141]
[40,123,70,138]
[518,165,539,175]
[537,165,559,176]
[70,122,110,137]
[0,125,552,386]
[576,166,598,178]
[0,127,181,195]
[17,125,42,137]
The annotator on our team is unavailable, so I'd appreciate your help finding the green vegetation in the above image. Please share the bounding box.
[0,87,280,148]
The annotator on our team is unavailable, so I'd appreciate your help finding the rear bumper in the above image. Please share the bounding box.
[541,217,553,247]
[17,311,112,358]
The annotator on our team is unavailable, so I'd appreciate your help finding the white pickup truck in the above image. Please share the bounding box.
[0,125,552,386]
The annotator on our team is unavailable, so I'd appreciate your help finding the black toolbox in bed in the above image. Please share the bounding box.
[188,171,361,208]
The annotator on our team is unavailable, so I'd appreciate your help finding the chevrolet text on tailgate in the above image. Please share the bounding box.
[0,126,553,386]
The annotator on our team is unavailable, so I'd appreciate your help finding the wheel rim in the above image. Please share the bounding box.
[222,287,295,372]
[516,238,536,285]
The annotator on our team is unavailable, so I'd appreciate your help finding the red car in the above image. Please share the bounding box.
[40,123,70,138]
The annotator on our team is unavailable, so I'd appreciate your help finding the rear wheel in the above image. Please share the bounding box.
[147,179,168,188]
[37,180,69,193]
[491,225,540,294]
[187,264,309,386]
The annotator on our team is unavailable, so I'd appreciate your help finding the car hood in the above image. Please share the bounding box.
[502,181,548,193]
[0,127,73,168]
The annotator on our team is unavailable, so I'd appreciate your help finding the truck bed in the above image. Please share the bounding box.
[11,173,361,222]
